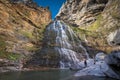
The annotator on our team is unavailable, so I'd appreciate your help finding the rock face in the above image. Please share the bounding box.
[107,29,120,46]
[75,52,120,79]
[0,59,23,72]
[10,0,32,4]
[57,0,120,54]
[0,0,51,71]
[10,0,38,7]
[56,0,108,27]
[27,20,89,68]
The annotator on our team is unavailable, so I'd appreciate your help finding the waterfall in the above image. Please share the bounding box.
[38,20,89,69]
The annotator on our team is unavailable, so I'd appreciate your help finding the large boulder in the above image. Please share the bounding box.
[105,51,120,76]
[74,52,120,79]
[75,61,120,79]
[105,51,120,66]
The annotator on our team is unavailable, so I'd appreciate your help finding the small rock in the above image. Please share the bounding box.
[95,52,106,61]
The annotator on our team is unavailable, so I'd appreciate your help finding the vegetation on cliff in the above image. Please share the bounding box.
[0,0,51,69]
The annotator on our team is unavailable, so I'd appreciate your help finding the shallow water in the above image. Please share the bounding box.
[0,70,117,80]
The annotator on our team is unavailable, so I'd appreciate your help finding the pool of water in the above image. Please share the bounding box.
[0,69,117,80]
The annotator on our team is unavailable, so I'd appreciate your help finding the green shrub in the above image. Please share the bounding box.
[0,51,21,61]
[87,15,102,31]
[7,53,21,61]
[19,30,34,39]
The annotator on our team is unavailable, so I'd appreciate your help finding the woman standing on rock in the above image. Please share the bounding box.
[84,59,87,67]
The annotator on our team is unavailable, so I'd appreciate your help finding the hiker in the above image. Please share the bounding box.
[93,56,96,64]
[84,59,87,67]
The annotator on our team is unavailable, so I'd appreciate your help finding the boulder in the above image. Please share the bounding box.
[75,61,120,79]
[74,52,120,79]
[105,51,120,66]
[105,51,120,76]
[95,52,106,61]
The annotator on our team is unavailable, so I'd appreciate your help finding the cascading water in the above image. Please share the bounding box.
[34,20,89,69]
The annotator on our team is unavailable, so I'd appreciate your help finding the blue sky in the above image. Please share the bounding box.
[34,0,66,19]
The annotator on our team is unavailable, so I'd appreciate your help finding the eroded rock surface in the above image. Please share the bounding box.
[75,52,120,79]
[56,0,108,27]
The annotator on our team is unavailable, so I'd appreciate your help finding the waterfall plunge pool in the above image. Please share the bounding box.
[0,69,117,80]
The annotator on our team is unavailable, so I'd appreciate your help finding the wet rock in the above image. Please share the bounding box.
[69,59,95,70]
[85,59,95,67]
